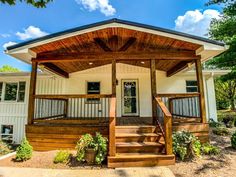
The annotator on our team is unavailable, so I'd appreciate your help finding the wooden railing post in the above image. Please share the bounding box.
[155,97,173,155]
[28,61,38,125]
[150,59,157,124]
[64,99,68,118]
[109,97,116,156]
[195,59,207,123]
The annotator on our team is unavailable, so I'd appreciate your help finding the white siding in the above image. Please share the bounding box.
[0,63,218,143]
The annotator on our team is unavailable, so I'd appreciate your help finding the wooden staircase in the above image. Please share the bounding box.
[108,125,175,168]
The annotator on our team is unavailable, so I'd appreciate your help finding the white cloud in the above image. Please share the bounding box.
[0,34,10,38]
[3,41,17,49]
[16,26,48,40]
[76,0,116,16]
[175,9,220,37]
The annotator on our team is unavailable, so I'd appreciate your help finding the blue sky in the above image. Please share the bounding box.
[0,0,222,71]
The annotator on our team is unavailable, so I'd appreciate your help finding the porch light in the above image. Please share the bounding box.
[89,62,93,65]
[141,61,145,64]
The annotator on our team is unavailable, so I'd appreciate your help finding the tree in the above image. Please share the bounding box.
[0,65,20,72]
[0,0,53,8]
[207,0,236,110]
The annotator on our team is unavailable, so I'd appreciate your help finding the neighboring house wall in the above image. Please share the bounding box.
[0,64,218,144]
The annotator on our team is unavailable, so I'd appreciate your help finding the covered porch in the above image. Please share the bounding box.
[6,19,226,167]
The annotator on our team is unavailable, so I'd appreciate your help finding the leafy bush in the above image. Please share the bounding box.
[76,134,96,162]
[231,132,236,149]
[15,138,33,161]
[53,150,70,164]
[212,127,230,136]
[209,119,223,128]
[173,131,201,160]
[221,116,235,128]
[76,133,107,164]
[94,132,108,164]
[0,141,12,156]
[201,143,220,155]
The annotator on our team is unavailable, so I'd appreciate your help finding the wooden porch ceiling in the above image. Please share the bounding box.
[30,27,201,78]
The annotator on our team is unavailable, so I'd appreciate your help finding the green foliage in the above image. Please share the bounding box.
[76,134,96,162]
[212,126,230,136]
[0,141,12,156]
[173,131,201,160]
[0,0,53,8]
[15,138,33,161]
[231,131,236,149]
[209,119,224,128]
[201,143,220,155]
[76,133,107,164]
[53,150,70,164]
[94,132,108,164]
[0,65,20,72]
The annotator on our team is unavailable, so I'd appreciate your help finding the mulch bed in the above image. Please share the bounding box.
[168,127,236,177]
[0,150,107,169]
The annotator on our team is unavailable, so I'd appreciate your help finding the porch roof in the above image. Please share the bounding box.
[5,18,227,78]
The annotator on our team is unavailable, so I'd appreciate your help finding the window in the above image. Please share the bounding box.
[186,80,198,92]
[4,82,18,101]
[18,82,26,102]
[0,82,2,101]
[0,82,26,102]
[87,82,100,101]
[1,125,13,143]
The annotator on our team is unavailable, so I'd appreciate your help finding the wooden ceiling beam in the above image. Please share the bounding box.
[118,37,136,51]
[42,63,69,78]
[94,38,112,52]
[34,51,200,63]
[166,61,192,77]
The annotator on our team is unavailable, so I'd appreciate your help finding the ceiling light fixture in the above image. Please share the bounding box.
[141,61,145,64]
[89,62,93,65]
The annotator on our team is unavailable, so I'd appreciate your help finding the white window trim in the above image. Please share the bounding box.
[0,81,26,103]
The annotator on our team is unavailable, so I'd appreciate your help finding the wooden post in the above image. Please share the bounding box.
[112,59,116,96]
[28,61,38,125]
[195,59,207,123]
[150,59,157,124]
[109,97,116,156]
[64,99,68,118]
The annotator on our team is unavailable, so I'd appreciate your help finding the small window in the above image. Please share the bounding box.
[4,82,18,101]
[1,125,13,144]
[18,82,26,102]
[0,82,2,101]
[87,82,100,102]
[186,80,198,92]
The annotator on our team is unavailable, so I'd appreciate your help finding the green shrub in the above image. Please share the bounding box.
[53,150,70,164]
[231,132,236,149]
[212,127,230,136]
[0,141,12,156]
[76,133,108,164]
[209,119,223,128]
[222,116,235,128]
[15,138,33,161]
[173,131,201,160]
[94,132,108,164]
[201,143,220,155]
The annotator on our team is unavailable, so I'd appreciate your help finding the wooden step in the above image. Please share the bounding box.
[116,142,164,153]
[108,153,175,168]
[116,133,162,142]
[116,126,156,134]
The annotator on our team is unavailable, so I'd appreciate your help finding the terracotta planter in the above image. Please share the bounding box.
[85,148,97,164]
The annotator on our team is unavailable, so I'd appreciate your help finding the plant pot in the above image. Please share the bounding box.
[85,148,97,165]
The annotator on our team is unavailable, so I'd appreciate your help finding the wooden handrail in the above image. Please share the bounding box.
[155,96,173,155]
[156,93,200,98]
[109,97,116,156]
[34,94,113,99]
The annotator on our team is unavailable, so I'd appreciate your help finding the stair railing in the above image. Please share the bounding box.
[155,96,173,155]
[109,97,116,156]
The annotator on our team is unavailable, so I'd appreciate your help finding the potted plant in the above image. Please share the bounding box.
[76,133,107,165]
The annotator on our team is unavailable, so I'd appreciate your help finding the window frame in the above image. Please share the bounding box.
[86,81,101,103]
[186,80,198,93]
[0,81,26,103]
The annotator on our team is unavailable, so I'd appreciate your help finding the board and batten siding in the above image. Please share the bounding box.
[0,63,217,143]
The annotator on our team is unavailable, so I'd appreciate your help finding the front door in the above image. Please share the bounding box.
[121,79,139,116]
